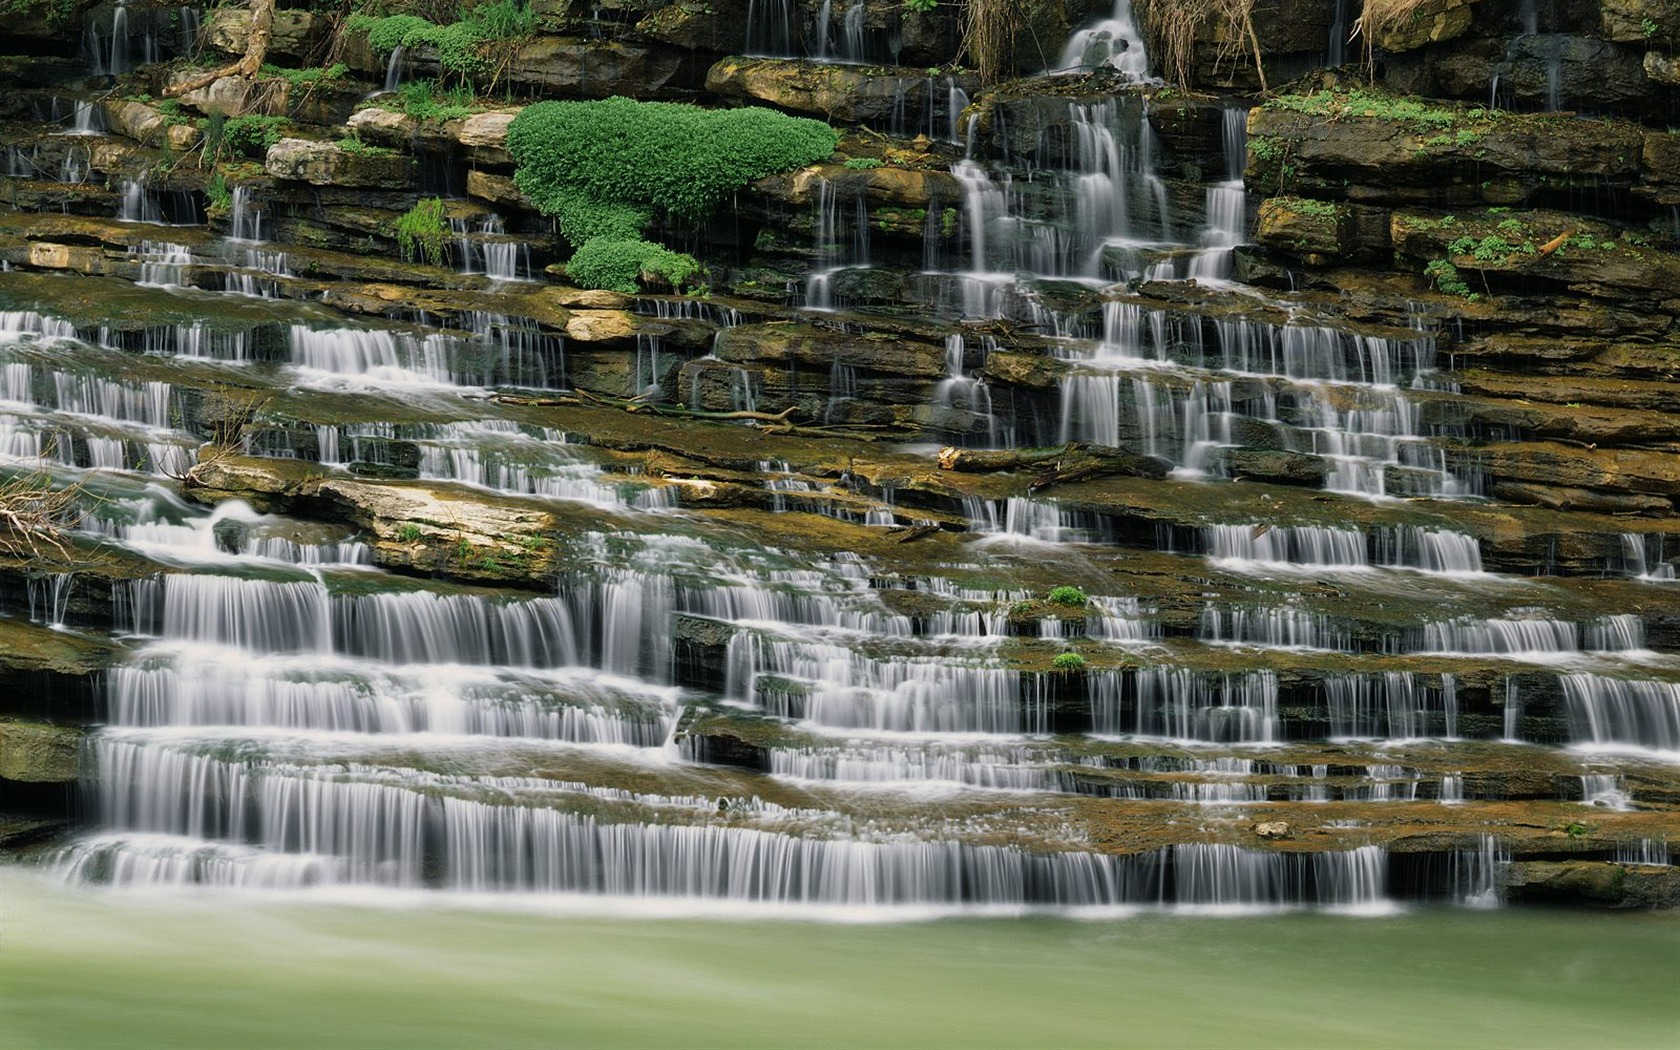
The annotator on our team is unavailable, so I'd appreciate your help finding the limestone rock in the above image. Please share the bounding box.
[1252,821,1291,839]
[455,111,519,166]
[201,7,320,59]
[634,0,747,51]
[565,309,642,342]
[1645,49,1680,85]
[0,720,81,783]
[264,138,413,188]
[169,74,254,118]
[714,322,946,378]
[1247,98,1644,205]
[1375,0,1477,52]
[467,170,533,209]
[1505,860,1680,908]
[1603,0,1680,42]
[707,57,977,125]
[345,107,417,149]
[101,101,168,145]
[504,37,686,96]
[1254,196,1348,259]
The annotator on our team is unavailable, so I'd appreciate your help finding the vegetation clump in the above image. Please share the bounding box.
[393,197,450,266]
[1047,585,1089,607]
[1051,651,1087,671]
[506,97,837,292]
[349,0,536,81]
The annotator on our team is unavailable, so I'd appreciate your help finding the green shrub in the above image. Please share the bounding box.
[904,0,936,11]
[566,238,700,295]
[1047,585,1088,607]
[507,98,835,291]
[1051,652,1086,671]
[220,115,289,159]
[349,2,534,80]
[508,98,837,230]
[394,197,450,267]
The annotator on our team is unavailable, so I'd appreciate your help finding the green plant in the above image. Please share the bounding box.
[1642,15,1658,37]
[904,0,936,11]
[1051,651,1086,671]
[205,172,232,213]
[1561,820,1593,839]
[220,115,289,159]
[397,522,423,542]
[507,98,836,291]
[566,238,700,295]
[394,78,476,121]
[260,62,350,87]
[393,197,450,267]
[843,156,884,170]
[348,1,536,81]
[1424,258,1475,299]
[1047,585,1088,607]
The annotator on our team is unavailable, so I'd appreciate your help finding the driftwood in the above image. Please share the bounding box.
[164,0,275,97]
[937,443,1170,488]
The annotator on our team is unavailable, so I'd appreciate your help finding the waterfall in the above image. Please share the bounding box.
[1055,0,1154,80]
[1558,675,1680,752]
[383,46,407,92]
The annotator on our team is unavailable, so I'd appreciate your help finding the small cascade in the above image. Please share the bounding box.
[286,323,554,389]
[117,179,165,224]
[1617,533,1677,581]
[453,214,533,282]
[1201,523,1370,569]
[1091,668,1281,743]
[1054,0,1155,80]
[1452,835,1509,908]
[1578,774,1633,811]
[931,334,1002,446]
[1199,604,1351,651]
[1187,108,1249,282]
[1557,675,1680,752]
[383,46,407,92]
[1324,672,1456,739]
[743,0,796,56]
[805,177,870,309]
[228,186,264,242]
[132,242,195,288]
[1614,840,1671,866]
[1405,613,1644,658]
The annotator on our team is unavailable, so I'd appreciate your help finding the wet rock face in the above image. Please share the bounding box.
[1505,860,1680,907]
[0,721,81,783]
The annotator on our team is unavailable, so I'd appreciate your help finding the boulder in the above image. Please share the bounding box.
[169,74,255,118]
[1505,860,1680,907]
[455,110,519,166]
[345,107,417,149]
[634,0,748,51]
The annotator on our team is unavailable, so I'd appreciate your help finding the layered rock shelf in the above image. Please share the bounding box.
[0,0,1677,911]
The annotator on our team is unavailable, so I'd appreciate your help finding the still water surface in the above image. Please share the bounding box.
[2,869,1676,1049]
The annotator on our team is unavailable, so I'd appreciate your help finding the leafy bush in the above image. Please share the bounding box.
[1047,585,1088,606]
[394,197,450,267]
[1051,652,1086,671]
[508,98,837,229]
[261,62,350,86]
[220,116,290,159]
[205,172,232,212]
[843,157,883,169]
[507,98,836,291]
[349,2,535,80]
[566,238,700,295]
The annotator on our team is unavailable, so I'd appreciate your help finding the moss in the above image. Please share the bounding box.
[393,197,450,267]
